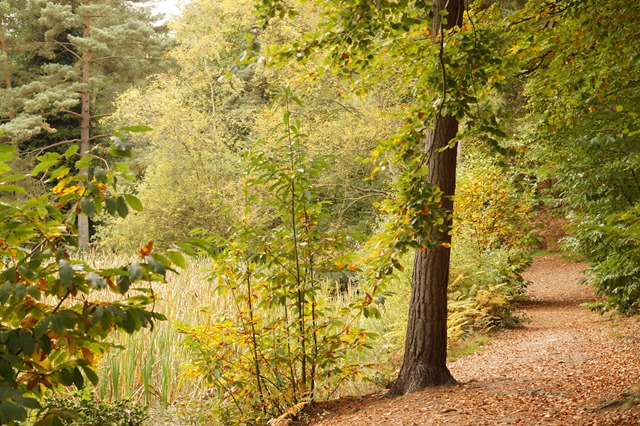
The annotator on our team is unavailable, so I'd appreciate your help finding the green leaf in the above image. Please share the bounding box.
[75,155,93,171]
[60,368,74,386]
[18,329,35,356]
[0,281,12,304]
[0,144,17,162]
[108,137,133,158]
[64,145,79,159]
[0,401,27,423]
[50,315,66,336]
[100,268,127,277]
[72,366,84,389]
[86,272,106,289]
[0,184,26,193]
[166,250,186,269]
[0,359,14,379]
[0,173,25,183]
[81,365,99,386]
[123,194,143,212]
[116,197,129,218]
[93,166,107,183]
[146,255,166,276]
[117,275,131,294]
[122,310,136,333]
[79,198,95,216]
[59,260,74,289]
[27,285,41,300]
[21,397,40,410]
[129,261,143,282]
[31,153,61,175]
[37,333,52,354]
[105,196,117,215]
[88,306,102,328]
[14,283,26,301]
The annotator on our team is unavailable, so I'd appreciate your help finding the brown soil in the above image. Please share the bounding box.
[299,255,640,425]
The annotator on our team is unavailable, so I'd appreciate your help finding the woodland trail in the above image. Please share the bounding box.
[302,255,640,425]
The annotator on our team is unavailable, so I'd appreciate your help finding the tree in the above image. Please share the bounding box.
[98,0,261,250]
[100,0,397,250]
[0,0,34,145]
[519,0,640,312]
[0,0,169,248]
[256,0,511,394]
[388,0,464,394]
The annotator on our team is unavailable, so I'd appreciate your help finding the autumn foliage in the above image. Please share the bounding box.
[0,138,171,424]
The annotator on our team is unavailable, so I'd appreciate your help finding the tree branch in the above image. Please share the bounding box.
[514,50,552,78]
[605,81,640,98]
[25,139,81,155]
[24,133,110,156]
[52,40,82,61]
[57,109,82,119]
[90,113,111,120]
[89,133,110,141]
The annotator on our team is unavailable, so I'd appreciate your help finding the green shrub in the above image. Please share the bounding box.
[42,392,146,426]
[449,152,536,332]
[573,206,640,313]
[0,138,171,425]
[176,91,372,424]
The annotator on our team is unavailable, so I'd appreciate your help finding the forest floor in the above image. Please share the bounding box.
[298,255,640,425]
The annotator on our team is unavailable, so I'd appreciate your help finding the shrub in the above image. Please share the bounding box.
[176,91,372,424]
[449,152,536,332]
[0,137,171,425]
[43,392,146,426]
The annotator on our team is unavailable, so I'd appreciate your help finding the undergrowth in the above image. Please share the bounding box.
[86,111,538,425]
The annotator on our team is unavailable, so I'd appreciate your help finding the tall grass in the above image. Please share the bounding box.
[87,253,367,419]
[87,254,217,408]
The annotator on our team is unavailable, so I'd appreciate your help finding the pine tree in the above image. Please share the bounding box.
[0,0,170,248]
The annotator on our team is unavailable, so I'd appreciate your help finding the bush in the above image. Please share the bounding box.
[571,206,640,313]
[43,392,146,426]
[0,139,171,424]
[449,152,536,332]
[175,91,372,424]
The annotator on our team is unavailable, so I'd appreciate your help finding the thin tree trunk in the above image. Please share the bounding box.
[388,0,464,396]
[78,6,91,250]
[0,23,16,149]
[0,23,15,122]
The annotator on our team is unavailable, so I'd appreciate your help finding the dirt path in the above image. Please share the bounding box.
[302,255,640,425]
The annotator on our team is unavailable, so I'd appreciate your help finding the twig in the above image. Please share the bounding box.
[514,50,552,78]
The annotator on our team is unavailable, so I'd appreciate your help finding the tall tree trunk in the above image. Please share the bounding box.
[0,23,15,122]
[0,22,16,148]
[388,0,464,396]
[78,7,91,250]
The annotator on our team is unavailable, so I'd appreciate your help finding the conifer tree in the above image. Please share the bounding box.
[0,0,170,248]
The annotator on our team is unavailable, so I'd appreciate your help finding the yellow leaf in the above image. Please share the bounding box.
[82,347,95,365]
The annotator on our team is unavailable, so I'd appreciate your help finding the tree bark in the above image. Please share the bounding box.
[0,21,15,122]
[388,0,464,396]
[0,21,17,149]
[78,4,91,250]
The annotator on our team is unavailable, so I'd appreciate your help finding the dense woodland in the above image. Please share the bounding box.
[0,0,638,424]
